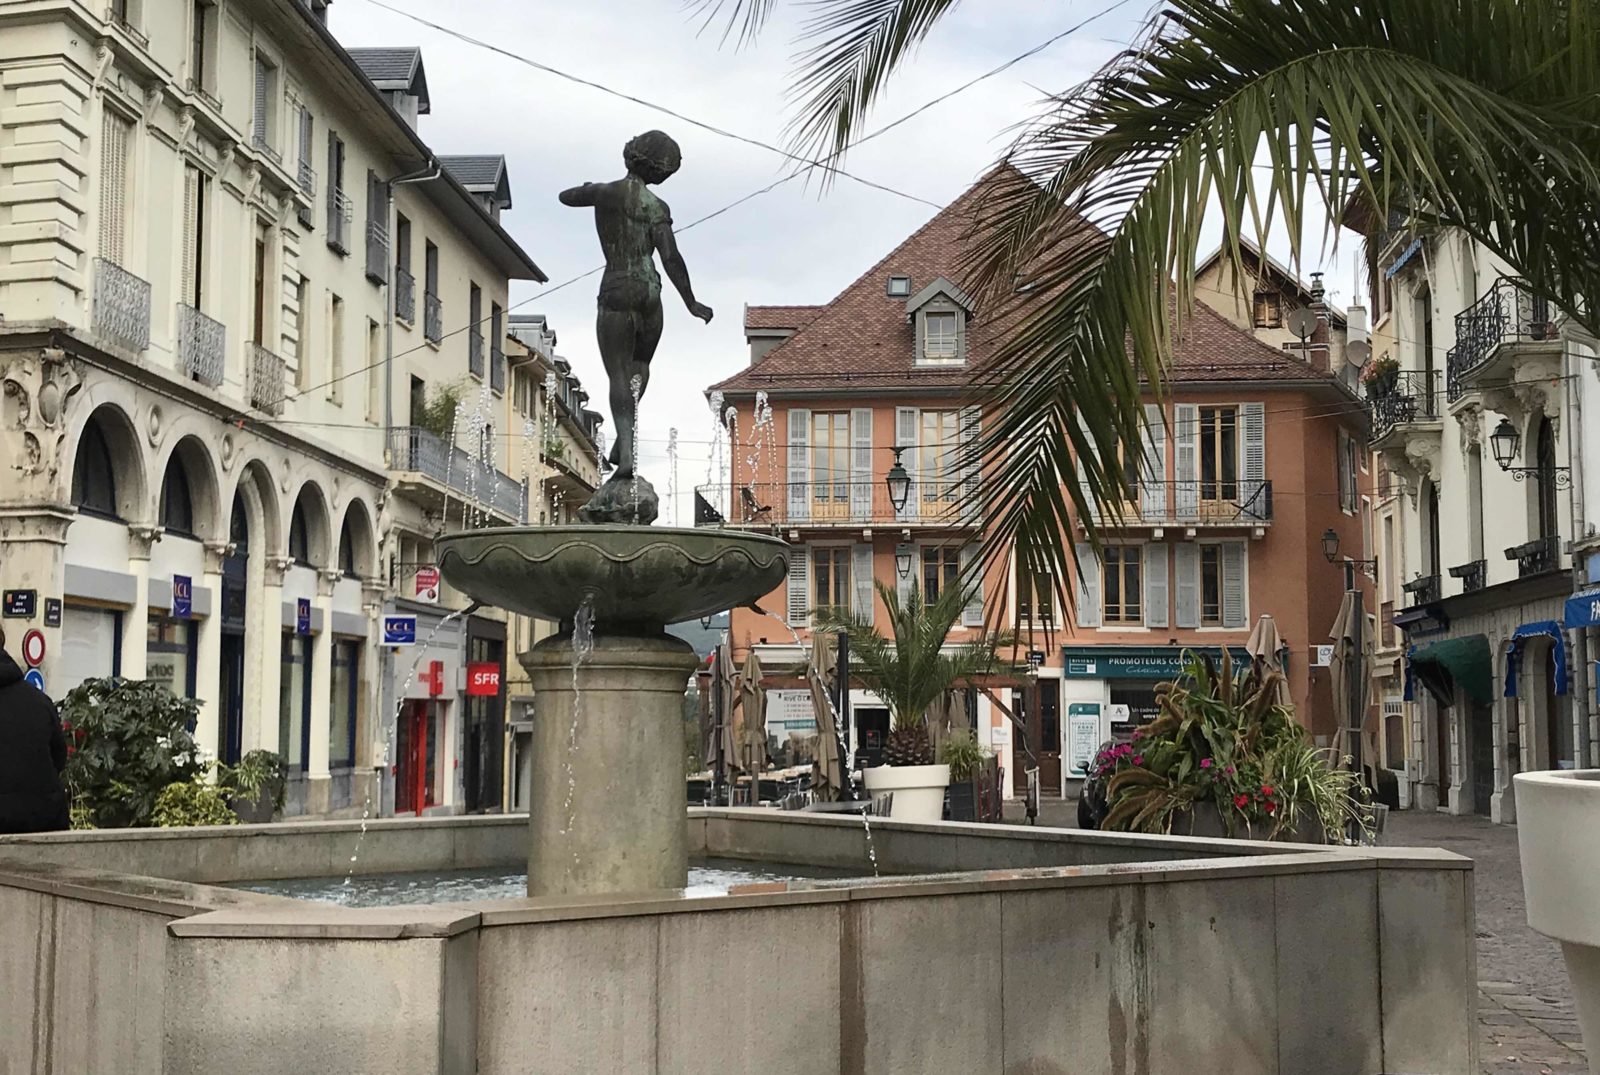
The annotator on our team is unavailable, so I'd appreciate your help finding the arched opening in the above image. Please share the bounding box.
[286,483,331,569]
[72,418,119,518]
[336,500,375,580]
[289,499,311,564]
[159,454,195,535]
[68,404,146,523]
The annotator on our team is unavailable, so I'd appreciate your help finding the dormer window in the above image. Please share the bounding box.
[905,276,973,366]
[886,275,911,297]
[924,311,958,361]
[1253,290,1283,329]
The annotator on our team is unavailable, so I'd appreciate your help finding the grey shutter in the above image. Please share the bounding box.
[1144,542,1169,628]
[1222,541,1247,628]
[298,106,313,176]
[99,109,130,262]
[960,543,983,626]
[850,408,873,521]
[1241,402,1266,518]
[1175,543,1201,628]
[895,407,919,521]
[1141,403,1166,521]
[851,543,875,624]
[786,408,810,522]
[959,405,981,524]
[1174,403,1199,520]
[787,545,810,625]
[252,55,269,146]
[1074,542,1100,628]
[180,165,199,307]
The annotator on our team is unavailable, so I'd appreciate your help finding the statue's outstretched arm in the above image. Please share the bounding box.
[652,217,712,323]
[559,183,604,207]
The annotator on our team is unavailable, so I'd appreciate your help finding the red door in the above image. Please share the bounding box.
[396,702,434,815]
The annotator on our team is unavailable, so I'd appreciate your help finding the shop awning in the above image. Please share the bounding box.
[1505,621,1567,698]
[1566,590,1600,630]
[1404,635,1492,706]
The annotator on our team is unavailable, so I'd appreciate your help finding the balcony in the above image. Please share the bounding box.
[1367,370,1443,444]
[327,188,353,253]
[1402,574,1441,607]
[394,267,416,323]
[1446,277,1559,401]
[1448,559,1487,594]
[695,479,981,530]
[297,158,316,199]
[388,426,527,524]
[251,131,281,167]
[1083,479,1273,530]
[424,291,442,344]
[365,220,388,284]
[490,342,505,394]
[1507,535,1559,579]
[92,257,151,353]
[248,343,286,417]
[177,304,226,388]
[469,333,485,378]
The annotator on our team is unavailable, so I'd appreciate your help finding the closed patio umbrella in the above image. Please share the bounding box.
[1329,592,1374,771]
[737,650,768,802]
[710,641,740,794]
[808,632,844,801]
[1246,614,1291,706]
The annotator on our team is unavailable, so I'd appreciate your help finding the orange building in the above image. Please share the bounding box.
[704,173,1374,799]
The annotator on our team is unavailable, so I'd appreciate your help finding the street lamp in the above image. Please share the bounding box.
[1321,528,1378,587]
[885,448,911,513]
[1489,418,1520,471]
[894,542,914,580]
[700,612,715,630]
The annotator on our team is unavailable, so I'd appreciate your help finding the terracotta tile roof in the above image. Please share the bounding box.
[713,167,1342,395]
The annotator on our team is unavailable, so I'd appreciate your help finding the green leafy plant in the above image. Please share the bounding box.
[60,678,206,829]
[415,379,467,441]
[1362,355,1402,397]
[1096,651,1370,842]
[152,777,238,828]
[218,749,287,815]
[816,580,1014,766]
[938,729,989,783]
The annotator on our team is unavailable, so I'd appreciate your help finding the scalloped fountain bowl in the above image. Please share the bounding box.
[434,525,789,629]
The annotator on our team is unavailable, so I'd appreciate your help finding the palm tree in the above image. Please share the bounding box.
[815,579,1015,765]
[701,0,1600,590]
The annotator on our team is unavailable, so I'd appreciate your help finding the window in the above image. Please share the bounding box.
[326,130,348,251]
[922,545,959,603]
[365,171,388,283]
[1423,480,1441,578]
[410,376,426,426]
[289,498,310,564]
[1252,291,1282,328]
[490,303,505,394]
[1016,557,1055,627]
[279,634,311,771]
[1200,545,1227,626]
[1338,429,1359,513]
[1102,546,1142,624]
[468,284,484,376]
[366,318,382,422]
[60,606,121,692]
[189,0,216,94]
[146,615,197,700]
[922,310,959,363]
[158,455,194,535]
[329,293,344,403]
[251,226,268,344]
[252,53,278,155]
[886,275,911,296]
[294,275,311,387]
[330,640,360,769]
[394,213,413,320]
[1199,406,1238,503]
[72,419,118,517]
[1536,416,1559,543]
[813,546,850,616]
[423,241,441,343]
[811,412,851,508]
[1467,446,1485,562]
[339,513,358,576]
[180,164,207,309]
[99,109,133,264]
[920,409,959,501]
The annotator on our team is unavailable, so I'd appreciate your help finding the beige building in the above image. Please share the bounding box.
[0,0,542,817]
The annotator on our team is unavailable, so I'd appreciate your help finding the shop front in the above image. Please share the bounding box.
[382,600,465,816]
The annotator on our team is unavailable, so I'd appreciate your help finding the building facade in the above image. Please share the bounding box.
[0,0,542,817]
[704,171,1375,799]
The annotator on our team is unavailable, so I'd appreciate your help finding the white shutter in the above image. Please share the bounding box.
[180,165,199,307]
[298,106,313,173]
[1076,447,1099,526]
[1140,403,1166,521]
[786,408,810,523]
[895,407,919,521]
[1222,541,1247,628]
[1144,542,1169,628]
[1241,402,1266,519]
[959,405,981,525]
[1175,543,1201,629]
[786,545,811,625]
[960,543,983,626]
[850,408,873,521]
[1174,404,1199,520]
[99,109,130,262]
[253,55,269,145]
[1074,542,1101,628]
[851,543,875,624]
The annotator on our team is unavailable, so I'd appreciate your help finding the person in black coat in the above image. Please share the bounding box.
[0,628,70,833]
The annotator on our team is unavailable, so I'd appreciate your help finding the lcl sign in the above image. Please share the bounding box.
[466,662,501,697]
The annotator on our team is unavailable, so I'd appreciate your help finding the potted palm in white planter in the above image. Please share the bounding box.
[1516,770,1600,1069]
[818,580,1012,823]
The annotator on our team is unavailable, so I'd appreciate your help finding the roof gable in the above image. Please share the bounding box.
[439,155,512,210]
[904,276,972,319]
[347,47,431,114]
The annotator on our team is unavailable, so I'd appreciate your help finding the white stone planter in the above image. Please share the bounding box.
[1515,769,1600,1071]
[863,764,950,822]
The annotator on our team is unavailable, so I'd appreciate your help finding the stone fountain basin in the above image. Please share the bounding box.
[434,525,788,627]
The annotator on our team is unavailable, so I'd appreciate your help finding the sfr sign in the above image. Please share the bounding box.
[466,662,501,697]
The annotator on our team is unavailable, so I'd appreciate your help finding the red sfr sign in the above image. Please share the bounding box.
[466,662,501,697]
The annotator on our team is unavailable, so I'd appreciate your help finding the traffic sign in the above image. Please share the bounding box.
[172,574,193,619]
[3,590,37,618]
[20,629,46,668]
[383,616,417,646]
[466,662,501,697]
[23,669,45,692]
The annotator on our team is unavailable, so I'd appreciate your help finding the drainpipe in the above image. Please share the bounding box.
[384,159,442,455]
[1566,335,1593,765]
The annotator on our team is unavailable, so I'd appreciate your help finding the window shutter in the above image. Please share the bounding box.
[852,543,875,624]
[959,405,981,525]
[786,545,810,625]
[1076,447,1099,525]
[252,55,269,145]
[1222,542,1247,628]
[1241,402,1266,518]
[850,408,873,521]
[1174,403,1199,519]
[99,109,130,263]
[1175,543,1201,628]
[298,106,313,173]
[1141,403,1166,520]
[180,165,199,307]
[895,407,919,521]
[960,543,983,626]
[1074,542,1101,628]
[896,546,915,606]
[1144,542,1169,628]
[786,408,810,522]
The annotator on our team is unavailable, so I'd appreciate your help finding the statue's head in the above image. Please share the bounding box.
[624,130,682,185]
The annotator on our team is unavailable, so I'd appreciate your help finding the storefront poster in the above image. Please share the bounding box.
[415,566,441,604]
[1065,702,1102,778]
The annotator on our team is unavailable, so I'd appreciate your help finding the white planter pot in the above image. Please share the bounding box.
[1515,769,1600,1071]
[863,764,950,823]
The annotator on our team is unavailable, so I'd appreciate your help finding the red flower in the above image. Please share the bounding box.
[1266,802,1277,815]
[1233,794,1250,809]
[66,745,76,757]
[1132,755,1144,766]
[61,719,72,731]
[1261,785,1275,797]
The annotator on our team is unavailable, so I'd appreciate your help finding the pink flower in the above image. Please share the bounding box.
[1132,755,1144,766]
[1199,758,1212,770]
[1233,793,1250,809]
[1225,765,1235,775]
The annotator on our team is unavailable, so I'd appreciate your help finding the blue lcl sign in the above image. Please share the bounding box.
[172,575,192,619]
[383,616,417,646]
[296,598,311,636]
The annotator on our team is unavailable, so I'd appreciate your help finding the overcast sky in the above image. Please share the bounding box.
[332,0,1361,523]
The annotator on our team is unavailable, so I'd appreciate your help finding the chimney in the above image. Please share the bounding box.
[1305,271,1332,373]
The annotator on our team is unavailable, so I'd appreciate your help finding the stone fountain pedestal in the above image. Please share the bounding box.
[521,632,698,897]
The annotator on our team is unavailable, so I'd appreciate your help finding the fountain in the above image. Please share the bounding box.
[436,130,786,897]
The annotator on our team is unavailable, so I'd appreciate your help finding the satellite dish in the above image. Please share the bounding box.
[1347,339,1372,366]
[1286,307,1319,341]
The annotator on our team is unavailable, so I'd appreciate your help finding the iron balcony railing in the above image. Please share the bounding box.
[248,343,286,416]
[177,304,226,387]
[695,479,982,529]
[365,220,388,284]
[251,131,281,166]
[424,291,443,344]
[1081,479,1273,527]
[1366,369,1443,441]
[490,342,505,394]
[1448,559,1487,594]
[388,426,527,523]
[1507,535,1559,579]
[1446,277,1556,401]
[1402,574,1441,607]
[297,158,317,198]
[327,187,353,253]
[92,257,151,352]
[394,267,416,322]
[468,332,485,378]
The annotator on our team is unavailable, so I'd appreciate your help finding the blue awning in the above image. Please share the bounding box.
[1566,589,1600,629]
[1505,621,1567,698]
[1385,238,1423,279]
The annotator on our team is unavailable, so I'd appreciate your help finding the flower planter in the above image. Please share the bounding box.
[1171,801,1327,843]
[864,764,950,823]
[1515,770,1600,1070]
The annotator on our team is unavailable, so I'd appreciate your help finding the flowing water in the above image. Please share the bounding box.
[666,427,679,526]
[628,374,643,522]
[558,596,597,850]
